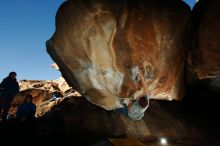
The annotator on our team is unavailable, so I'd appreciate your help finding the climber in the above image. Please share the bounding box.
[114,95,149,120]
[114,71,150,120]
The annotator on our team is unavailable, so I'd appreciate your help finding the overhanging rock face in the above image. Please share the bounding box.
[46,0,191,110]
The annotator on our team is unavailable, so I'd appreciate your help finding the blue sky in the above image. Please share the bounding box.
[0,0,195,81]
[0,0,64,80]
[183,0,196,9]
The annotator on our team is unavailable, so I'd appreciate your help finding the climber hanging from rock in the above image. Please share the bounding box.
[114,71,150,120]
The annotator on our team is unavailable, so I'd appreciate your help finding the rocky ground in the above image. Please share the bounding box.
[0,82,219,146]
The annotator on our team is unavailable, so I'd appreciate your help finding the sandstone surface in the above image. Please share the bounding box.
[190,0,220,79]
[47,0,191,110]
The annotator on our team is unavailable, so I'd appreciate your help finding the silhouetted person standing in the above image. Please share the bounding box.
[0,72,19,121]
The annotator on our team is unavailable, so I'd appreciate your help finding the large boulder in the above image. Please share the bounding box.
[190,0,220,79]
[46,0,191,110]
